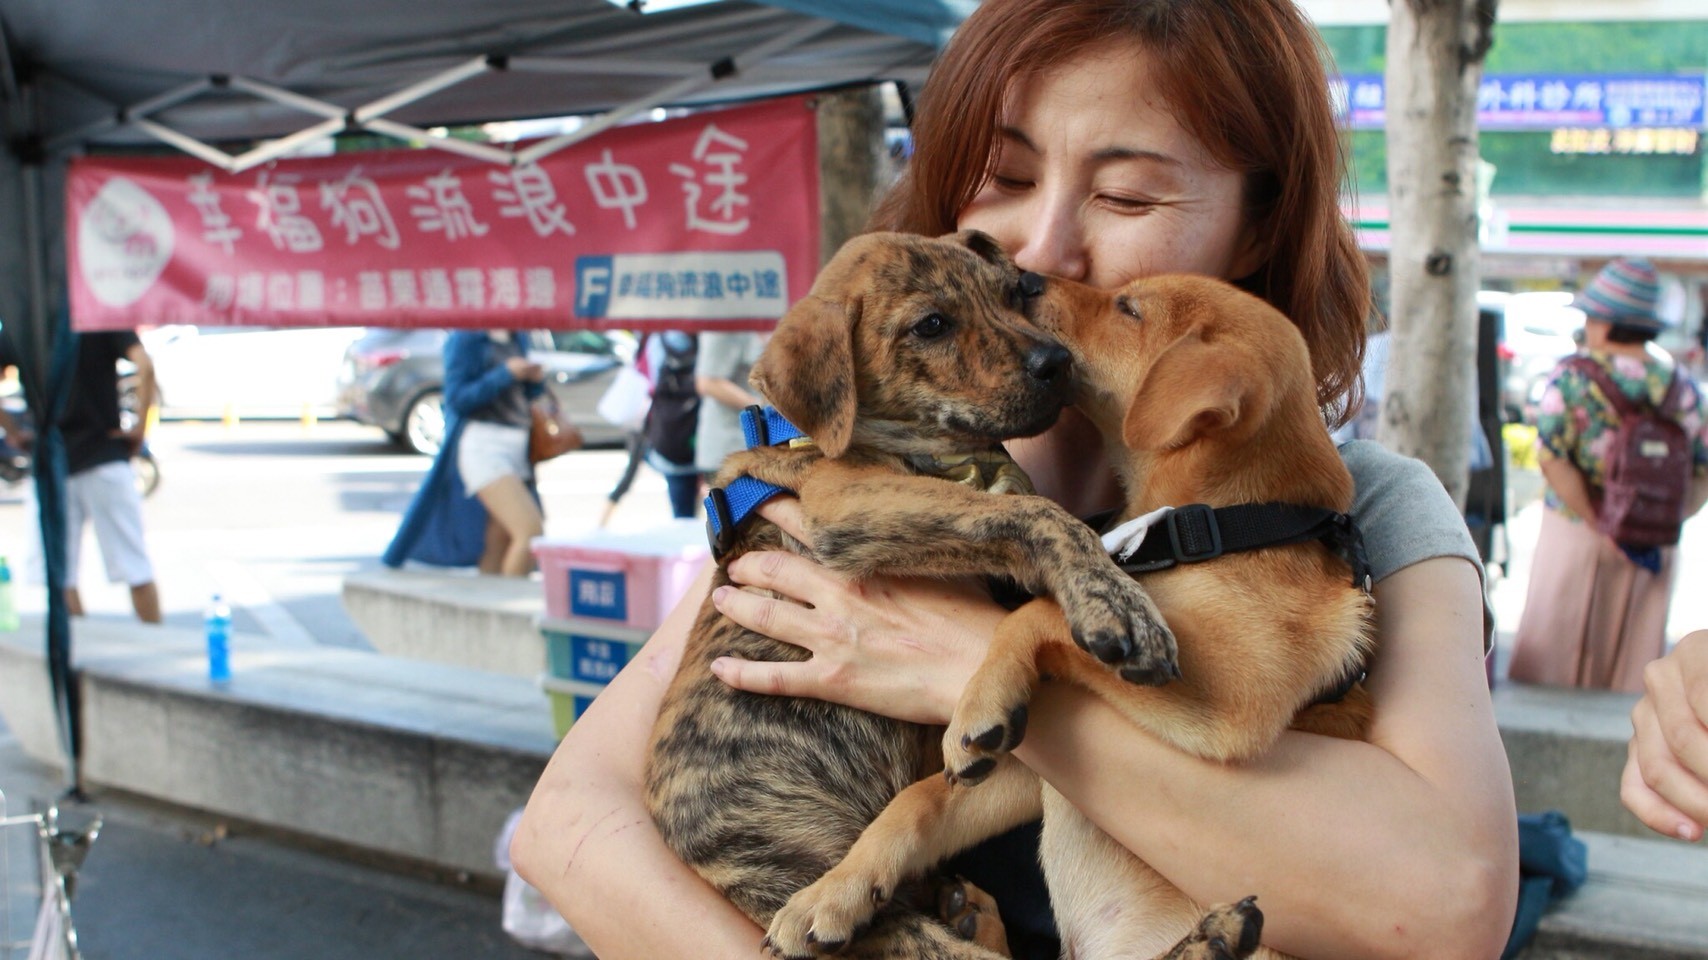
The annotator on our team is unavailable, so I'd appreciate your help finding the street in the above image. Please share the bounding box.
[0,419,670,648]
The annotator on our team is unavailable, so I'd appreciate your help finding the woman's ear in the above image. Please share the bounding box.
[748,296,859,457]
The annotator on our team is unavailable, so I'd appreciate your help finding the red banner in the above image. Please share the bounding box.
[67,96,821,332]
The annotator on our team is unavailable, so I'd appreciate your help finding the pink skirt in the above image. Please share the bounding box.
[1507,507,1676,692]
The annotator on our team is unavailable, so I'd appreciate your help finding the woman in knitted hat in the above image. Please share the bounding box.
[1508,257,1708,691]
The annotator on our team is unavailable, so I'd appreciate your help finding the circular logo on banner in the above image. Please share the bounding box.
[78,176,175,308]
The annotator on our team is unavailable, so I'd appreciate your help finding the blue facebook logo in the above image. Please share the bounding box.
[575,256,614,318]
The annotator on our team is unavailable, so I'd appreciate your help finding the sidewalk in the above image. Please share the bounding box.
[1,715,546,960]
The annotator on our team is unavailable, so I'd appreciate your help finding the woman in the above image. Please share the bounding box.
[1623,628,1708,842]
[511,2,1518,957]
[383,330,547,576]
[1508,258,1708,691]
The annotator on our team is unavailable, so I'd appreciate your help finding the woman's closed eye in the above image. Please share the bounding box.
[1097,192,1162,214]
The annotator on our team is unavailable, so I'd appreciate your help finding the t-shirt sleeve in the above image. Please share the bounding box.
[1340,439,1493,643]
[1533,361,1584,463]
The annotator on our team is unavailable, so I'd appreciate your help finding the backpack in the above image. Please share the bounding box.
[1565,356,1693,547]
[645,333,700,466]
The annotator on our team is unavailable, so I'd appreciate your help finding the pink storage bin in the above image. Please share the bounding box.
[533,521,712,630]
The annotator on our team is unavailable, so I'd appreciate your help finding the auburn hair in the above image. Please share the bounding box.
[870,0,1370,425]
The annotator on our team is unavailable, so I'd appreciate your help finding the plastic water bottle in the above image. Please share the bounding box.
[205,593,232,684]
[0,556,17,632]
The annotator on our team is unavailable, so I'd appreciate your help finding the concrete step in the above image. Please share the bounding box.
[1495,681,1652,839]
[1521,831,1708,959]
[342,568,547,678]
[0,615,555,881]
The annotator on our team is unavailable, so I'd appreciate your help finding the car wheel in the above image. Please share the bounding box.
[403,390,446,456]
[133,452,161,498]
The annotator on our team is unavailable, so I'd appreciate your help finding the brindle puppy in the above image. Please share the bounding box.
[763,275,1378,960]
[644,231,1177,959]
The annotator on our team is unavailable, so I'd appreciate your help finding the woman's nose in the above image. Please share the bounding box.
[1011,202,1087,282]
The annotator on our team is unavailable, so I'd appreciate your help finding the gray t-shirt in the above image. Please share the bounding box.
[694,331,766,474]
[1341,439,1493,642]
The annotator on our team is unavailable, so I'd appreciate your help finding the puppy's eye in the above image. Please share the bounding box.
[1116,296,1142,321]
[911,313,951,339]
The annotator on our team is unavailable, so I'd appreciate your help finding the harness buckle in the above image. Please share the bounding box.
[705,486,737,559]
[1165,504,1223,564]
[741,404,770,448]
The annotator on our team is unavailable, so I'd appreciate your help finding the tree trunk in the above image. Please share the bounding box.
[815,85,889,267]
[1377,0,1497,509]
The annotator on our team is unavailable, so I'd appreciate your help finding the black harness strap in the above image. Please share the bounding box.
[1114,502,1374,592]
[1109,502,1375,707]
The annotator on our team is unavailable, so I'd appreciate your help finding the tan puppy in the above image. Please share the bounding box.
[765,274,1376,960]
[644,231,1176,960]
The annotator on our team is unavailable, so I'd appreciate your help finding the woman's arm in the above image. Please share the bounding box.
[1012,557,1516,960]
[509,562,769,958]
[712,499,1516,960]
[1538,451,1599,523]
[442,333,520,417]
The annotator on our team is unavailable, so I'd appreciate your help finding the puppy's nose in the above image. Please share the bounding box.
[1025,341,1072,386]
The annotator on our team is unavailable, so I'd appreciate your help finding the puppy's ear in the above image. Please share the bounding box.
[1123,339,1264,452]
[749,296,858,457]
[951,229,1010,268]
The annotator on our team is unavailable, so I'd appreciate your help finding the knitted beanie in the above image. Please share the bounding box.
[1574,258,1664,331]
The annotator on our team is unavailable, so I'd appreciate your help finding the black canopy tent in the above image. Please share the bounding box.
[0,0,972,792]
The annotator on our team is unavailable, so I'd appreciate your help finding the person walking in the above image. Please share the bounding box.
[4,329,162,623]
[384,330,547,577]
[1509,258,1708,691]
[599,331,701,526]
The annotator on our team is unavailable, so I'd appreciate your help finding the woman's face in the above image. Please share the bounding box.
[957,45,1262,291]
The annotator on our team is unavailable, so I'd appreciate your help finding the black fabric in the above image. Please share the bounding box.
[945,821,1058,960]
[61,331,138,476]
[645,333,700,466]
[1500,810,1588,959]
[1117,502,1372,589]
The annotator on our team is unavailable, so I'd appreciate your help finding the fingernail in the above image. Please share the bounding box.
[709,657,728,676]
[711,586,730,605]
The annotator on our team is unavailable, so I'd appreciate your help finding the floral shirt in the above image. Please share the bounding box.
[1534,345,1708,521]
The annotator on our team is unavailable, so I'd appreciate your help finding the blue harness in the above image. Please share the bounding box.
[704,405,811,558]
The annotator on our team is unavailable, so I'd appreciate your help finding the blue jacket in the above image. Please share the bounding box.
[382,332,543,568]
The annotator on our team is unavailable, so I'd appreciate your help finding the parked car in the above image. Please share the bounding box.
[140,325,367,421]
[1481,290,1582,423]
[336,329,629,454]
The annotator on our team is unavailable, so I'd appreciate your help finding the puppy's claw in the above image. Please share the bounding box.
[950,756,997,785]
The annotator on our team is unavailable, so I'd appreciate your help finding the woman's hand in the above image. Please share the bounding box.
[1621,629,1708,841]
[708,497,1008,726]
[506,356,546,382]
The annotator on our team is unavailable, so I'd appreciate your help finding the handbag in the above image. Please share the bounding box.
[529,396,585,464]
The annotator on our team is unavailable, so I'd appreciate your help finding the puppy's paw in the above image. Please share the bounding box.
[1064,574,1178,687]
[934,875,1008,955]
[942,651,1037,782]
[943,702,1028,784]
[765,864,892,957]
[1162,896,1263,960]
